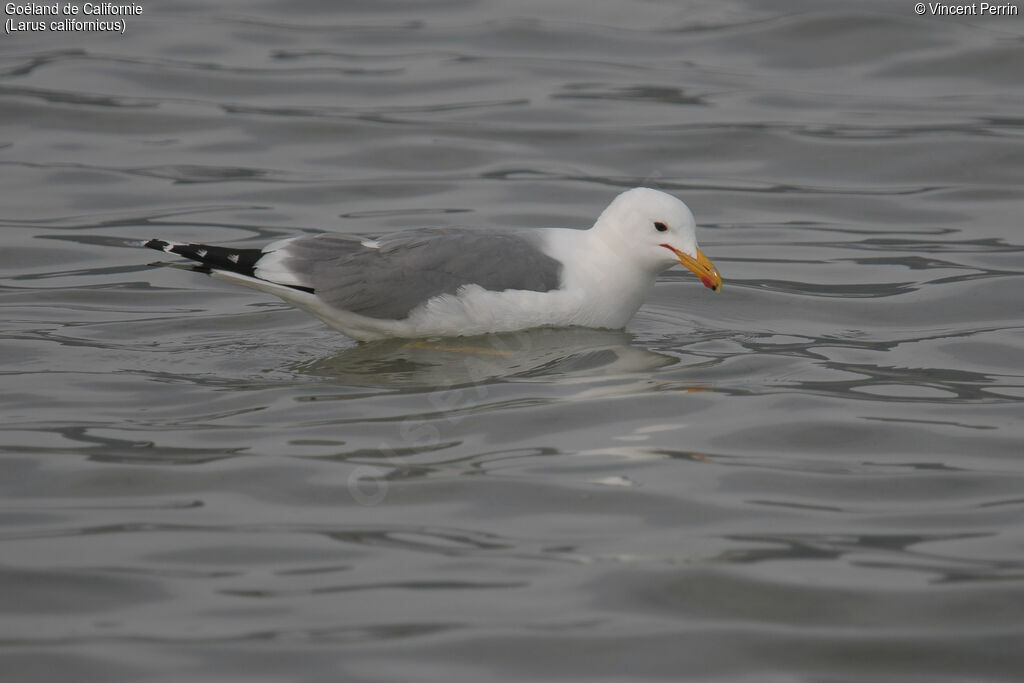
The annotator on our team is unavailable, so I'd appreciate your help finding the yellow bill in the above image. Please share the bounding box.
[661,244,722,292]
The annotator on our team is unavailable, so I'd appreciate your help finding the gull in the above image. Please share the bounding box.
[144,187,722,341]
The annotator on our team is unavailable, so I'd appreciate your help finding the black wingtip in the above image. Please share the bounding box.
[142,239,265,280]
[142,237,316,295]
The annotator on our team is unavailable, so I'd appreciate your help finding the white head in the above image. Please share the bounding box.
[590,187,722,291]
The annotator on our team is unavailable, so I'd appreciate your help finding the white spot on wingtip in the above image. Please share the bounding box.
[196,248,208,258]
[360,239,380,249]
[227,253,240,263]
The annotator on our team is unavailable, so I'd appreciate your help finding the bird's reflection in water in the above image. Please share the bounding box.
[294,327,677,388]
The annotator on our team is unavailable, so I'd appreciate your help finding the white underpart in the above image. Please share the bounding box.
[209,274,576,341]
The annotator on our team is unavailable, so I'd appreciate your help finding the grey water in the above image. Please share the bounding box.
[2,1,1023,681]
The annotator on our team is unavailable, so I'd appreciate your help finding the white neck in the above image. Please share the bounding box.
[540,227,659,328]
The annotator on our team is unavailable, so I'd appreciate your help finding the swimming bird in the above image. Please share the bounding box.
[143,187,722,341]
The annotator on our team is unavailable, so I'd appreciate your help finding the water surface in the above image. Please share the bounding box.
[2,1,1023,681]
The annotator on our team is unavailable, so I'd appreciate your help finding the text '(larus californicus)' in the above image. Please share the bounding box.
[144,187,722,341]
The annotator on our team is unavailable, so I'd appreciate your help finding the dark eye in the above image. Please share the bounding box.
[654,221,668,232]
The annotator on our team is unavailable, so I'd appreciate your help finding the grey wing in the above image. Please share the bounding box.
[262,228,564,320]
